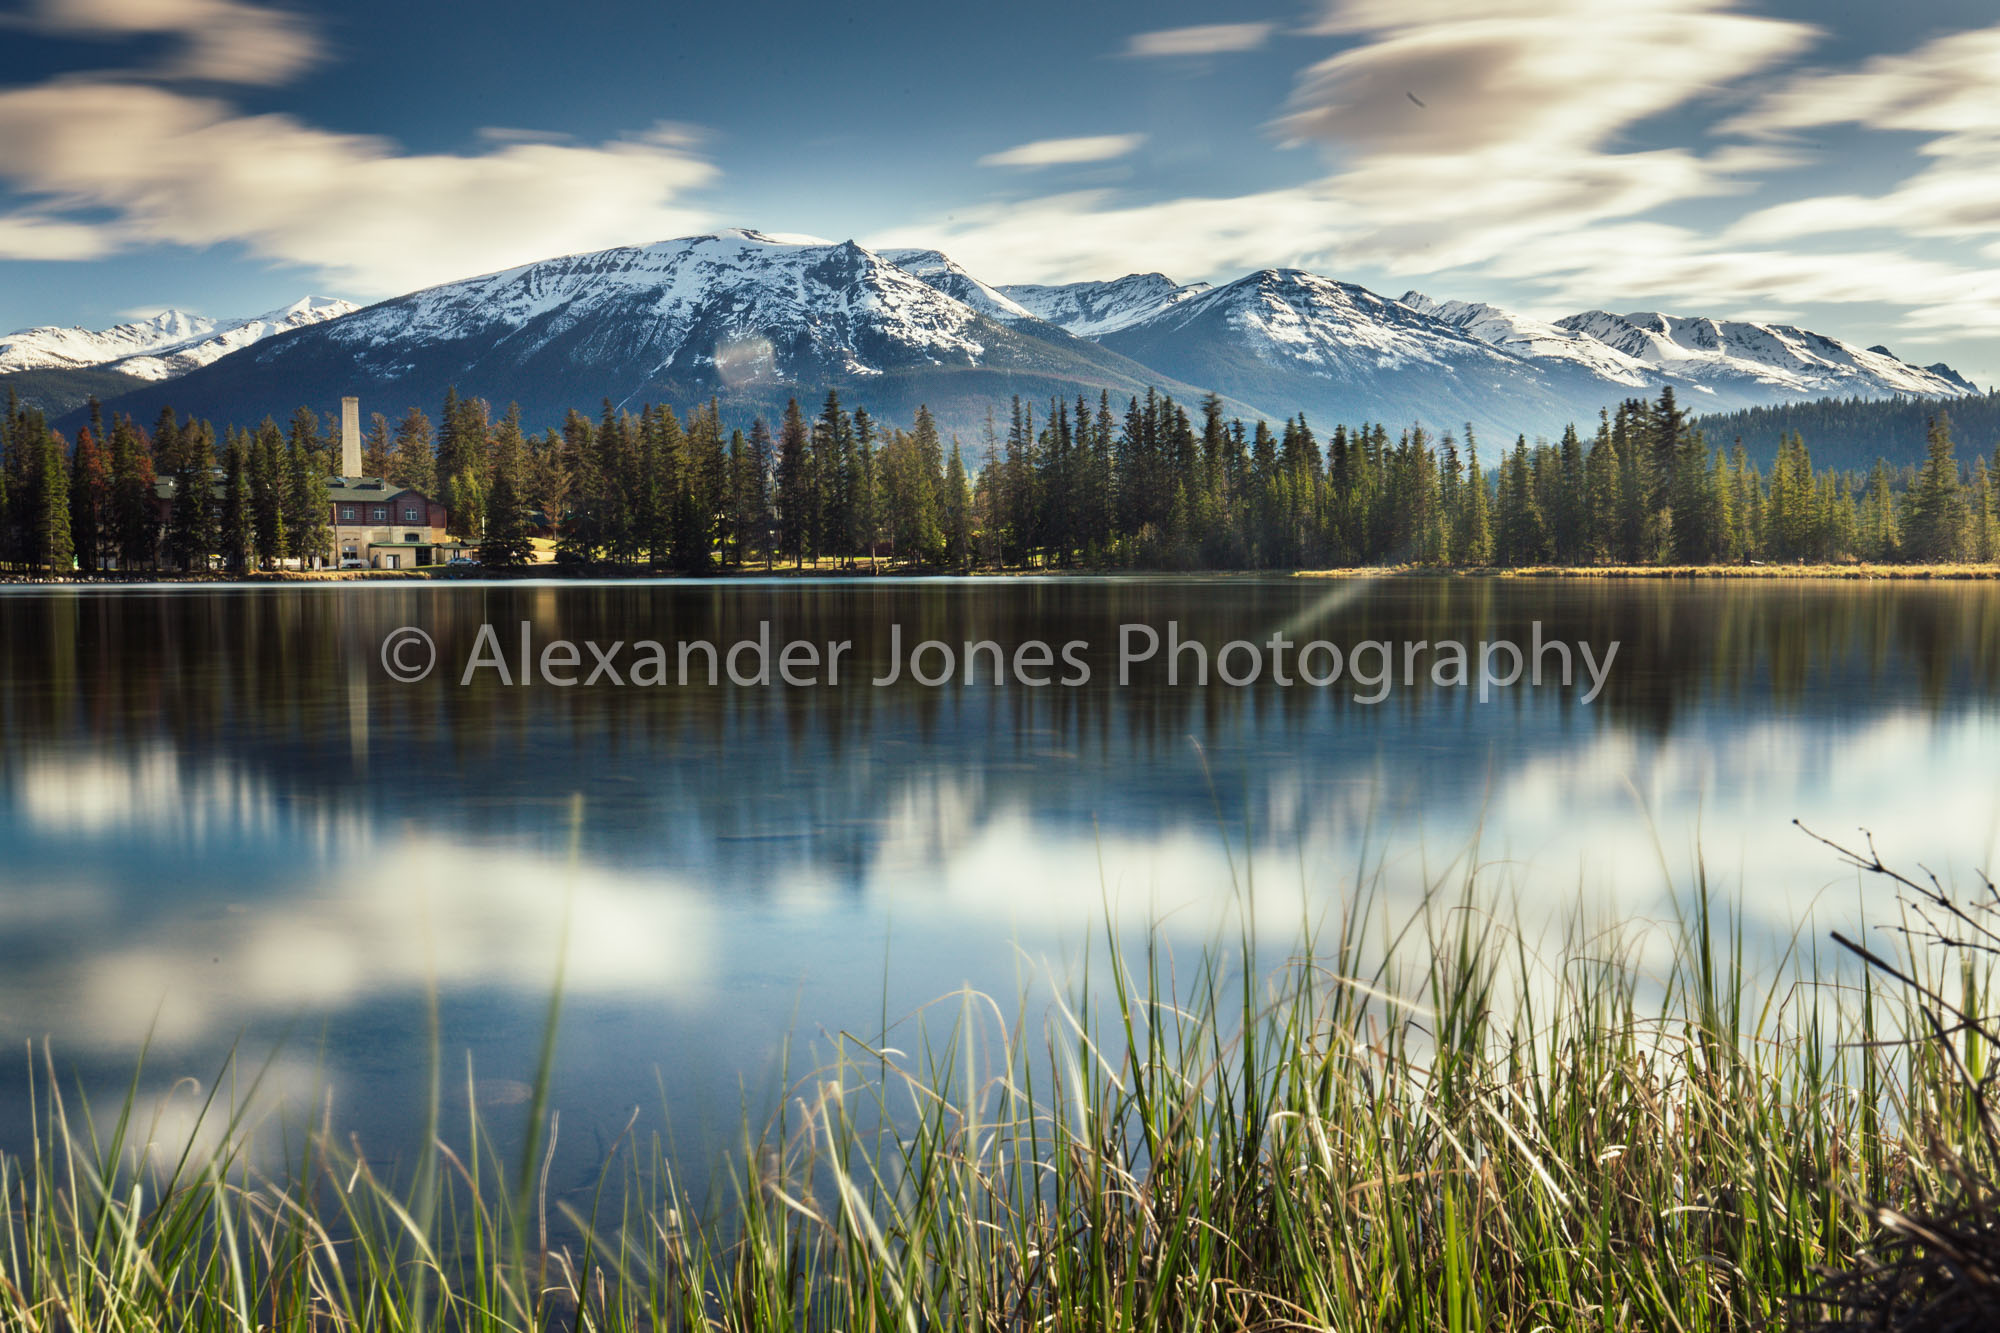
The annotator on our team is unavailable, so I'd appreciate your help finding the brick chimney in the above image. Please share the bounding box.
[341,396,362,477]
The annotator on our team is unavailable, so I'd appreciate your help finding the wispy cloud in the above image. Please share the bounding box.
[15,0,322,84]
[979,134,1146,168]
[0,209,118,262]
[1125,22,1276,57]
[1725,25,2000,248]
[905,1,1815,288]
[0,82,717,295]
[0,0,719,292]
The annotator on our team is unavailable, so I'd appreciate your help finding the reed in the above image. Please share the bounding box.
[0,843,1990,1331]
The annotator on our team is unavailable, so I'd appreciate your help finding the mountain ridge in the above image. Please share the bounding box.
[35,230,1979,452]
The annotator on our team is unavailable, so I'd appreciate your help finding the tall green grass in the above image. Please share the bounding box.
[0,853,1987,1331]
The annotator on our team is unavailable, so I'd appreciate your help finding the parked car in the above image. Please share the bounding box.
[338,558,367,570]
[446,556,480,567]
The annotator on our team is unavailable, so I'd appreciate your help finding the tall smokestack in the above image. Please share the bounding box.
[341,396,361,477]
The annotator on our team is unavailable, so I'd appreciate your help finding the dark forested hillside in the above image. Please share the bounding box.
[0,367,149,420]
[1695,390,2000,471]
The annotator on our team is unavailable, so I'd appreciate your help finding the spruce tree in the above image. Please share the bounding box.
[220,431,252,574]
[851,407,881,569]
[34,424,72,575]
[249,418,287,568]
[69,424,108,573]
[1860,459,1900,561]
[1903,413,1968,562]
[389,407,437,492]
[479,404,537,568]
[1457,435,1494,565]
[775,398,812,567]
[164,414,216,571]
[109,415,157,570]
[941,442,972,570]
[362,412,393,477]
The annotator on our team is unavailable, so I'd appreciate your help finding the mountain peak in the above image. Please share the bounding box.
[999,271,1211,337]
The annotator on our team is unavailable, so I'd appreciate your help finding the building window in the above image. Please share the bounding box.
[341,506,356,521]
[404,533,420,543]
[404,507,421,521]
[371,507,387,522]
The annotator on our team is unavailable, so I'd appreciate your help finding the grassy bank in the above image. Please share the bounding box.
[0,849,1993,1330]
[11,558,2000,584]
[1294,562,2000,580]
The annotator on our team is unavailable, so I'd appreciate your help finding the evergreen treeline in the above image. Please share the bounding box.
[1694,389,2000,473]
[6,384,1999,575]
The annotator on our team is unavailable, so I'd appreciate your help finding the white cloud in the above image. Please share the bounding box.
[896,0,1814,289]
[1125,22,1276,57]
[1726,26,2000,247]
[0,208,119,260]
[18,0,321,84]
[0,80,717,296]
[978,134,1147,169]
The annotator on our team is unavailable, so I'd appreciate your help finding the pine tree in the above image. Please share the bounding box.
[941,441,972,570]
[1860,460,1900,561]
[1971,457,1996,563]
[33,423,72,575]
[285,426,330,569]
[389,407,437,492]
[479,403,537,568]
[438,391,489,543]
[737,416,776,569]
[362,412,393,477]
[851,406,881,570]
[68,424,108,573]
[1583,413,1618,563]
[1456,435,1494,565]
[163,412,216,571]
[109,415,157,570]
[1902,413,1969,562]
[1496,436,1547,564]
[220,431,252,574]
[775,398,812,567]
[249,418,287,568]
[555,409,601,564]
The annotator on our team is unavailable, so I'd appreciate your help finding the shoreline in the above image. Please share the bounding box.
[6,560,2000,585]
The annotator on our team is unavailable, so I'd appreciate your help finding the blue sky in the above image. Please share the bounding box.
[3,0,2000,384]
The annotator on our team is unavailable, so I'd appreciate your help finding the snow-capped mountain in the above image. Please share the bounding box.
[56,229,1979,449]
[1399,293,1660,390]
[879,249,1037,324]
[1551,310,1975,404]
[74,230,1239,439]
[1093,269,1580,439]
[1000,273,1211,338]
[0,297,356,381]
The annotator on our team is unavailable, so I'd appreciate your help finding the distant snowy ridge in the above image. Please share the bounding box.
[1552,309,1975,402]
[1398,293,1660,389]
[999,273,1211,338]
[0,297,357,381]
[879,249,1037,325]
[36,230,1982,448]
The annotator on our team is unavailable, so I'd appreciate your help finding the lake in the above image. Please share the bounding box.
[1,577,1996,1187]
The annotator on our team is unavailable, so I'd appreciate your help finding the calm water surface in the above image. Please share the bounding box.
[0,578,1996,1181]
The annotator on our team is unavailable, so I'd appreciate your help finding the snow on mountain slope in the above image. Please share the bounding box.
[1000,273,1211,338]
[0,298,356,380]
[1096,269,1584,439]
[1400,293,1659,389]
[879,248,1037,324]
[1555,310,1975,401]
[79,230,1261,441]
[317,229,994,382]
[1,309,218,375]
[1121,270,1530,377]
